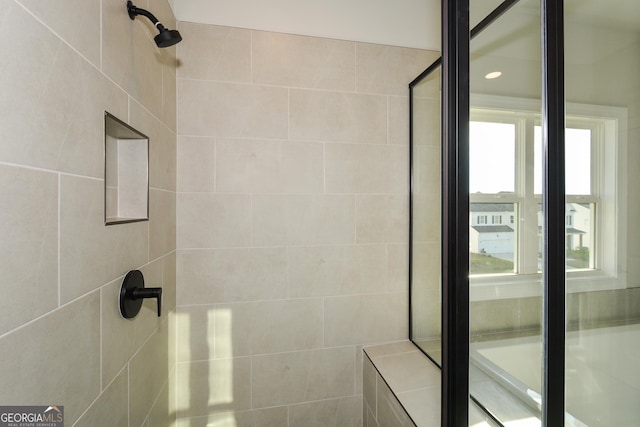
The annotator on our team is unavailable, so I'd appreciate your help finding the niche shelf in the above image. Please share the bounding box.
[104,112,149,225]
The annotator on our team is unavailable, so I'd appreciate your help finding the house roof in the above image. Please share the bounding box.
[537,226,586,234]
[470,203,515,212]
[471,225,515,233]
[565,227,586,235]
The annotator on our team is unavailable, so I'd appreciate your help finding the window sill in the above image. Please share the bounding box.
[470,272,625,301]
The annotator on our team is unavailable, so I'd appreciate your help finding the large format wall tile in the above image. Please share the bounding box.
[289,396,363,427]
[178,80,288,138]
[252,194,355,246]
[0,164,58,335]
[177,248,287,305]
[175,300,324,362]
[324,293,408,346]
[325,143,408,194]
[102,0,164,118]
[175,407,288,427]
[101,261,165,386]
[130,320,171,427]
[251,347,355,407]
[388,96,411,145]
[176,305,216,362]
[0,3,127,178]
[175,24,437,427]
[356,43,438,96]
[147,379,175,427]
[59,175,148,302]
[177,136,216,192]
[163,251,178,314]
[74,368,129,427]
[17,0,101,67]
[177,23,251,82]
[0,292,100,425]
[1,0,176,426]
[176,357,252,418]
[289,89,387,143]
[130,99,177,192]
[177,193,251,249]
[150,189,177,260]
[213,299,324,357]
[252,31,355,91]
[163,62,178,132]
[356,195,409,243]
[287,245,389,297]
[216,139,324,194]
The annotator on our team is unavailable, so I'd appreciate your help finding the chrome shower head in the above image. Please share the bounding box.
[127,1,182,48]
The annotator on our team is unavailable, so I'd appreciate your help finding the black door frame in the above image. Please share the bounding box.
[438,0,566,425]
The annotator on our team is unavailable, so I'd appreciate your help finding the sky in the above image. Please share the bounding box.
[469,121,591,195]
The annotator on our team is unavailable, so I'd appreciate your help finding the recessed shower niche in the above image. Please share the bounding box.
[104,112,149,225]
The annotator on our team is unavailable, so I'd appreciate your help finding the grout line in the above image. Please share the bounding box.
[127,365,131,427]
[177,75,395,97]
[286,404,290,427]
[0,251,176,341]
[99,286,103,392]
[249,193,254,247]
[287,88,291,140]
[249,356,253,409]
[386,96,390,144]
[322,142,327,194]
[285,247,290,300]
[57,173,61,307]
[99,0,103,71]
[353,43,357,92]
[322,297,326,348]
[175,344,358,364]
[213,138,217,193]
[250,30,254,84]
[0,161,104,182]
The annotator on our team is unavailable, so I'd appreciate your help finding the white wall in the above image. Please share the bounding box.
[172,0,441,50]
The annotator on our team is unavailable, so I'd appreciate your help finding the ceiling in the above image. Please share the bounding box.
[170,0,441,50]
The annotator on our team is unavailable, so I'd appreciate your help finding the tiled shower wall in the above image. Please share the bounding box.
[0,0,176,426]
[175,23,439,425]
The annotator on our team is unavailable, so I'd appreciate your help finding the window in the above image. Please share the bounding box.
[468,95,625,283]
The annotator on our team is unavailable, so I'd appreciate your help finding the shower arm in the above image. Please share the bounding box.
[127,1,168,31]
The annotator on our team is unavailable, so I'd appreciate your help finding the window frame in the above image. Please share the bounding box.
[468,94,627,300]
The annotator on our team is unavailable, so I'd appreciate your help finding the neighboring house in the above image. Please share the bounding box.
[536,202,591,252]
[470,203,515,260]
[566,203,591,251]
[470,202,591,263]
[470,225,515,258]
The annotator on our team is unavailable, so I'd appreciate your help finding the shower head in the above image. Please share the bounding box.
[127,1,182,48]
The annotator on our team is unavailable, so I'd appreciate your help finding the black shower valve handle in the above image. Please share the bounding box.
[119,269,163,319]
[131,287,162,317]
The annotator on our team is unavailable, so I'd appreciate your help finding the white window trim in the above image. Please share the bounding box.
[468,94,627,301]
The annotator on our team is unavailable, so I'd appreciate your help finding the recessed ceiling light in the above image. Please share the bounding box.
[485,71,502,79]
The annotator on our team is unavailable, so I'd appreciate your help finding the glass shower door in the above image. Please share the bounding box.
[468,0,544,425]
[410,63,442,365]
